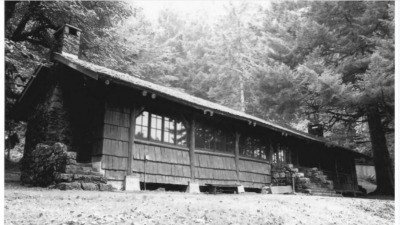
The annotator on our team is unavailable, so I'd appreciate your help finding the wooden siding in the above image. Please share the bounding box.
[97,97,131,181]
[239,159,271,188]
[96,92,272,187]
[131,143,191,185]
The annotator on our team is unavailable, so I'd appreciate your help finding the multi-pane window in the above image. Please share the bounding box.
[135,111,149,139]
[150,114,162,141]
[163,117,175,144]
[239,135,269,160]
[195,123,234,153]
[272,144,287,164]
[176,122,187,146]
[135,111,187,146]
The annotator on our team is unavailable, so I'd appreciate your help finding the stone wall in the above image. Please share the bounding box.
[21,79,75,184]
[20,143,72,186]
[21,65,103,184]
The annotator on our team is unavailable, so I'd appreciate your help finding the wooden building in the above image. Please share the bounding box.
[14,26,366,192]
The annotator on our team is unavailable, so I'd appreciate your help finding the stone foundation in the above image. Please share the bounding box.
[21,142,114,191]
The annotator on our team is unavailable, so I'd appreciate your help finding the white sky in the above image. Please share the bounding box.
[134,1,271,21]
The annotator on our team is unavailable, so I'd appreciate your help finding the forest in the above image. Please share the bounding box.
[5,1,394,195]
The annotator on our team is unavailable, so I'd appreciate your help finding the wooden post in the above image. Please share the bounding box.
[127,104,136,175]
[235,132,241,183]
[350,157,358,191]
[334,157,340,189]
[189,119,196,181]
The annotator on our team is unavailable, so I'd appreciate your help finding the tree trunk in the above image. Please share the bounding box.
[366,104,394,195]
[238,75,245,112]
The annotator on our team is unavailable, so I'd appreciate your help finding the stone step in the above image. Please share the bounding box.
[51,182,114,191]
[311,192,343,197]
[65,165,102,176]
[55,173,107,184]
[309,187,335,192]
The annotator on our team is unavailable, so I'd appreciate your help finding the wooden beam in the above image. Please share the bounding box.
[235,132,241,183]
[189,118,196,181]
[127,104,137,175]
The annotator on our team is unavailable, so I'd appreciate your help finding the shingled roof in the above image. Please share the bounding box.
[53,52,365,157]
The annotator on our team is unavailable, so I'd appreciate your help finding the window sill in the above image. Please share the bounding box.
[239,156,270,164]
[134,139,189,151]
[194,149,235,158]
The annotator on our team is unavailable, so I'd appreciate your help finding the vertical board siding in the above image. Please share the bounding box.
[101,155,128,171]
[104,110,130,128]
[194,152,239,184]
[239,159,271,174]
[103,124,129,141]
[133,143,190,165]
[237,159,271,187]
[100,98,131,181]
[101,139,128,157]
[131,143,191,185]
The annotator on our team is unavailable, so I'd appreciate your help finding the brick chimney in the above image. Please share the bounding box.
[308,123,324,137]
[51,24,82,60]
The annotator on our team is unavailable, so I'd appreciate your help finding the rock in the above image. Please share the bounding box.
[73,174,107,184]
[155,187,166,192]
[54,173,73,183]
[311,167,318,171]
[20,143,71,187]
[302,189,312,194]
[298,177,310,183]
[98,183,114,192]
[295,173,304,178]
[82,183,99,191]
[56,182,82,190]
[66,151,77,160]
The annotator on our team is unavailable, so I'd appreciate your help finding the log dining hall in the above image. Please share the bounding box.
[13,25,367,194]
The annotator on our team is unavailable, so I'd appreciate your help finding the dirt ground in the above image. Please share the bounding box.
[4,171,395,225]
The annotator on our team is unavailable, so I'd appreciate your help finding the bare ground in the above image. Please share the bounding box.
[4,171,395,225]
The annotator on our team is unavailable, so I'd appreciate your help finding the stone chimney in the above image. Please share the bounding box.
[308,123,324,137]
[51,24,82,60]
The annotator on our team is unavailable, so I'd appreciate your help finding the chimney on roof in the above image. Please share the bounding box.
[51,24,82,60]
[308,123,324,137]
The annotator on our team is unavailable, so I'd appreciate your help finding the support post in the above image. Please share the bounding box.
[127,104,136,175]
[335,158,340,189]
[186,118,200,193]
[235,132,241,182]
[189,118,196,181]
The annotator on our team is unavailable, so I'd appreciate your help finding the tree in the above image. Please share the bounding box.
[258,1,394,195]
[5,1,135,162]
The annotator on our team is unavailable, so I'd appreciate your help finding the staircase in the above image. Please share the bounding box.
[294,167,343,197]
[51,154,114,191]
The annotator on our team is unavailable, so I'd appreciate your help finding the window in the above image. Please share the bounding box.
[176,122,187,146]
[135,111,149,139]
[150,114,162,141]
[239,135,268,160]
[163,117,175,144]
[135,111,187,146]
[272,144,287,164]
[195,123,234,153]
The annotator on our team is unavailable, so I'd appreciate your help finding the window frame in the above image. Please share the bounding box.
[194,122,235,154]
[135,110,187,147]
[239,133,270,160]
